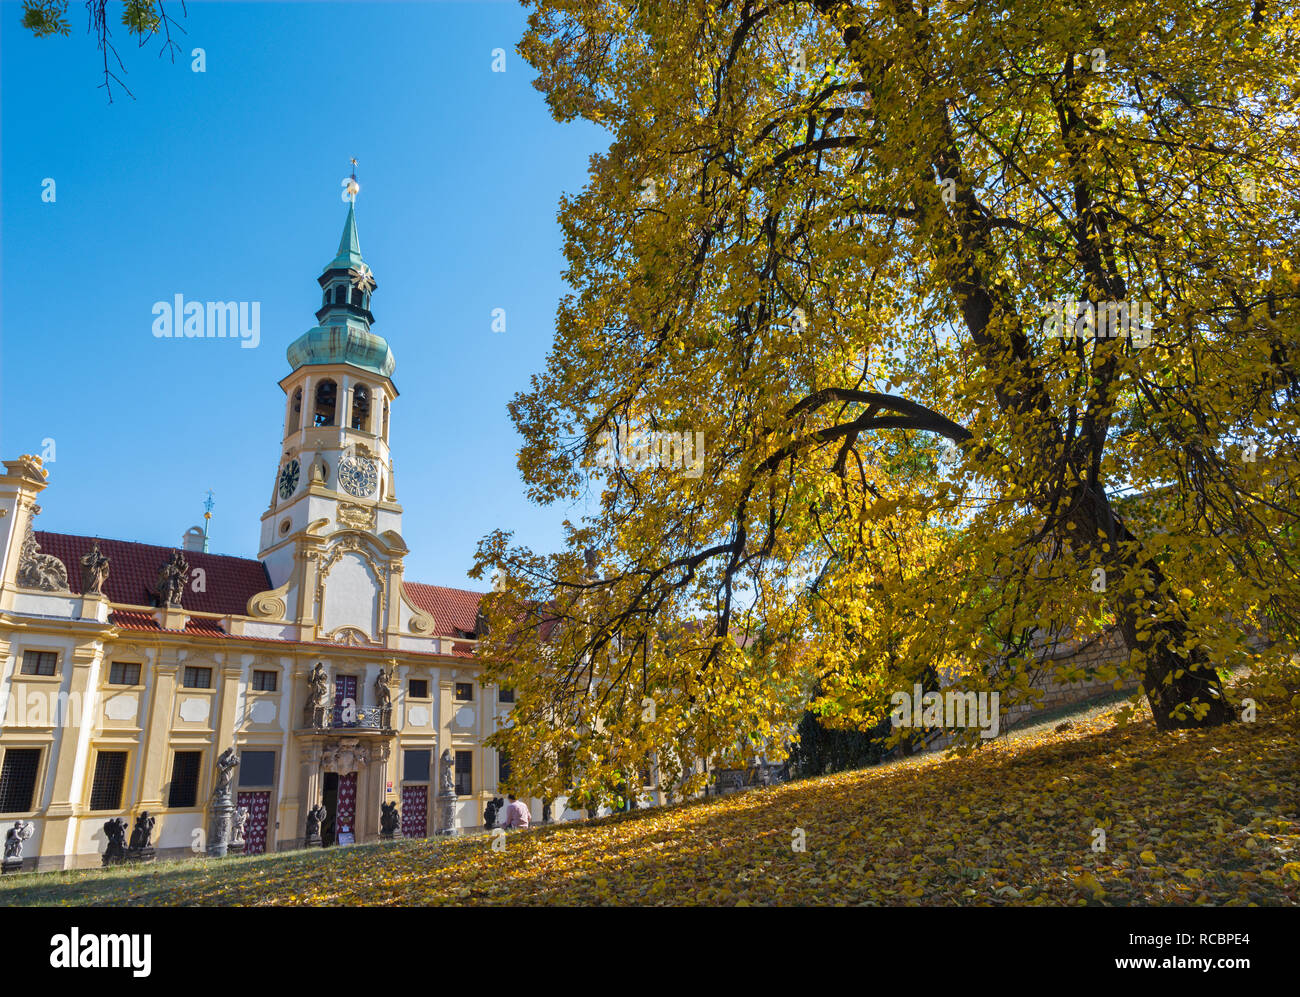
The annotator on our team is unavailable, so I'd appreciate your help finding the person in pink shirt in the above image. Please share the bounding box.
[501,794,531,830]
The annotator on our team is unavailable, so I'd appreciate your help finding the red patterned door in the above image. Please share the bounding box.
[236,790,270,855]
[401,785,427,837]
[333,675,359,726]
[336,771,357,843]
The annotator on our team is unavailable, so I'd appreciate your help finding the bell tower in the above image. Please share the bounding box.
[256,168,408,647]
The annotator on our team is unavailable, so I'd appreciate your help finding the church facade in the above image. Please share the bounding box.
[0,203,599,871]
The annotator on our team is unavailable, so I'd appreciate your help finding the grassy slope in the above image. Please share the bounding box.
[2,699,1296,906]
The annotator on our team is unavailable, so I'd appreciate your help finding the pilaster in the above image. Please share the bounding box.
[135,654,178,811]
[42,641,104,868]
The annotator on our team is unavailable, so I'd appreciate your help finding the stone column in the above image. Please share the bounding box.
[207,796,234,857]
[206,747,239,858]
[296,739,324,848]
[339,373,352,430]
[300,375,314,433]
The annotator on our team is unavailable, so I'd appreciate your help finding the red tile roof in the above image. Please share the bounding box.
[31,530,487,656]
[35,532,270,615]
[108,610,229,636]
[402,582,485,638]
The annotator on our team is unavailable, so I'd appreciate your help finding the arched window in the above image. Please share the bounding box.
[351,384,371,432]
[286,387,302,435]
[351,286,364,307]
[382,400,390,442]
[334,285,347,305]
[314,380,337,427]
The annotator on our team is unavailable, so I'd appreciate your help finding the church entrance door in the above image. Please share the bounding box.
[401,785,427,837]
[236,790,270,854]
[336,771,358,844]
[322,772,338,846]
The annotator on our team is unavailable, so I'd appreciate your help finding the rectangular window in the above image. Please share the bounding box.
[408,678,429,699]
[182,666,212,689]
[0,749,42,813]
[167,751,202,808]
[238,750,276,788]
[108,661,141,686]
[251,670,277,692]
[498,748,511,787]
[454,682,474,702]
[498,687,515,703]
[454,750,472,796]
[20,650,57,676]
[89,751,128,811]
[403,749,431,783]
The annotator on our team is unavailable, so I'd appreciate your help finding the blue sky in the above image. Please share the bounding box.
[1,1,608,589]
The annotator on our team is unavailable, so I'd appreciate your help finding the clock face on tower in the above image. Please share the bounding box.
[338,455,378,497]
[278,458,300,499]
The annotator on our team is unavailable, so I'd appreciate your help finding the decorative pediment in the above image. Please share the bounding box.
[327,625,377,647]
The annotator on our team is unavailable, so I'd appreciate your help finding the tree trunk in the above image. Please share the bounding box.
[1076,487,1234,729]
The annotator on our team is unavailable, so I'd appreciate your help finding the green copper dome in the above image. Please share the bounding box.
[287,325,396,378]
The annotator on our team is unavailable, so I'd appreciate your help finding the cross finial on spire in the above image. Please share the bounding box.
[343,157,360,202]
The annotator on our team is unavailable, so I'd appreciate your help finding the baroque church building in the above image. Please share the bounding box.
[0,202,572,870]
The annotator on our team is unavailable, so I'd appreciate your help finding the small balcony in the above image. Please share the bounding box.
[331,705,387,730]
[300,705,393,735]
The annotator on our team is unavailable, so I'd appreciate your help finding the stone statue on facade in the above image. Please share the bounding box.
[230,807,250,855]
[154,549,189,608]
[437,748,457,835]
[126,811,156,862]
[207,746,239,858]
[79,540,111,596]
[102,817,128,866]
[380,800,401,839]
[15,513,70,592]
[2,821,34,873]
[3,821,32,859]
[439,749,456,796]
[375,664,394,728]
[127,811,156,850]
[214,746,240,795]
[305,662,330,728]
[304,802,327,846]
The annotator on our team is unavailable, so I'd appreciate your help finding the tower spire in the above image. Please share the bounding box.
[331,158,364,270]
[202,489,215,553]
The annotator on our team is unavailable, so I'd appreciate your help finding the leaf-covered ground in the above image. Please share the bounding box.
[3,699,1296,906]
